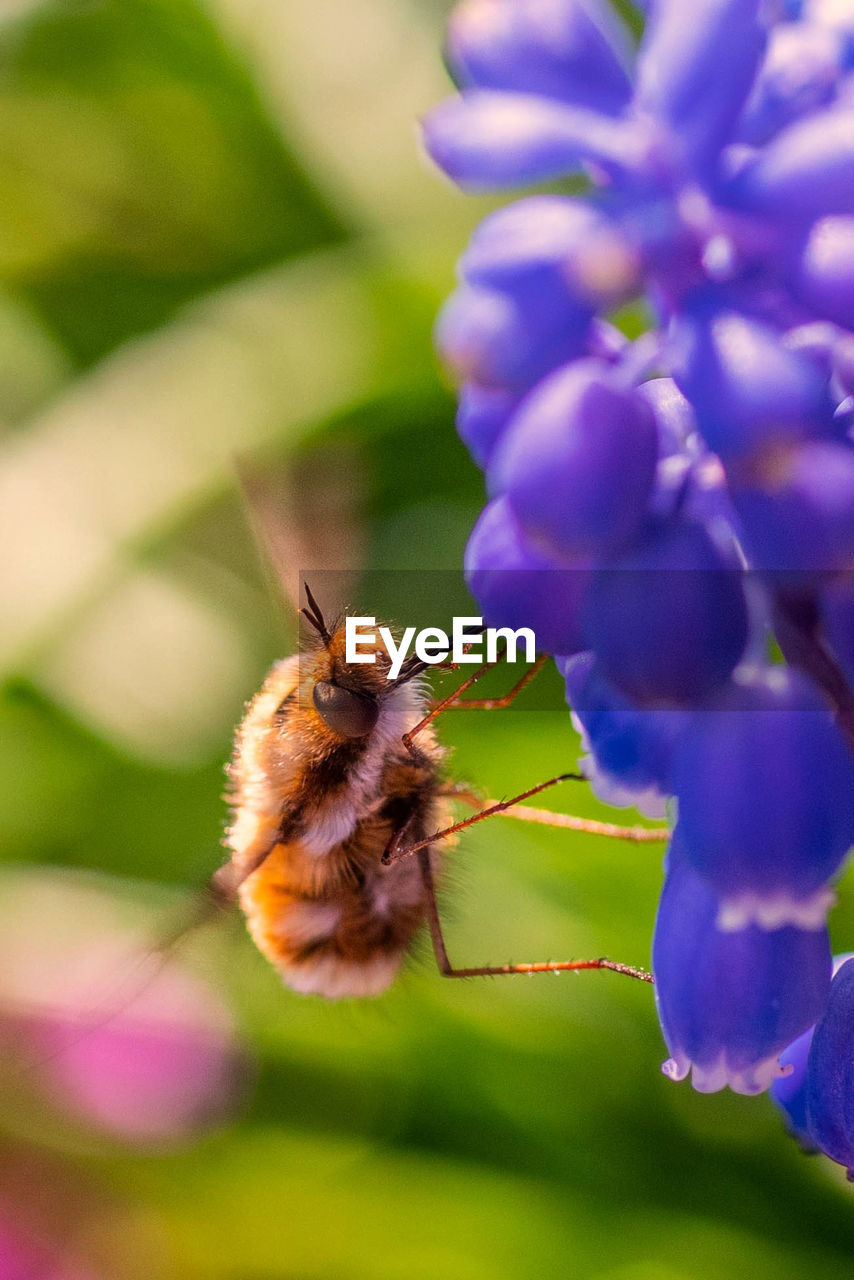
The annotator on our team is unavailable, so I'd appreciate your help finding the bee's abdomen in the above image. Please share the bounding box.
[236,783,447,999]
[238,843,433,998]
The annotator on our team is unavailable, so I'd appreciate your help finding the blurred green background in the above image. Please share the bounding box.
[2,1,854,1276]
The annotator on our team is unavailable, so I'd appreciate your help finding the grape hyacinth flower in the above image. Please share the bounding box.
[561,651,688,817]
[653,836,832,1094]
[671,667,854,930]
[426,0,854,1174]
[770,951,854,1148]
[804,956,854,1177]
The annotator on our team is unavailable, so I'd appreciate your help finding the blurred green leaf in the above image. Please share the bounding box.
[0,0,347,363]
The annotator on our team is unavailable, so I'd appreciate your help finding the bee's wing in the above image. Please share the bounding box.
[11,448,368,1085]
[235,444,365,636]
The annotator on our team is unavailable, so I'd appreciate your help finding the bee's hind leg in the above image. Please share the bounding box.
[416,850,653,985]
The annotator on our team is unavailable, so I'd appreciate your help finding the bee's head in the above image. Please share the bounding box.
[300,583,426,739]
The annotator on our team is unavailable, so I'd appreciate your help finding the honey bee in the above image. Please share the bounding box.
[221,584,445,998]
[217,583,660,998]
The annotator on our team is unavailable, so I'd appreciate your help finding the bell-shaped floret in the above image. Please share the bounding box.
[489,359,658,556]
[446,0,633,117]
[671,666,854,929]
[805,957,854,1177]
[436,280,592,392]
[793,216,854,329]
[462,195,599,281]
[465,496,590,654]
[735,21,845,146]
[725,106,854,220]
[770,1024,817,1147]
[770,951,854,1148]
[653,840,832,1095]
[582,516,749,706]
[460,195,642,308]
[563,651,686,815]
[457,383,520,469]
[671,302,834,460]
[635,0,766,175]
[732,440,854,580]
[421,90,639,190]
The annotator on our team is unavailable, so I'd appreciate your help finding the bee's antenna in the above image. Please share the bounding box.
[301,581,332,646]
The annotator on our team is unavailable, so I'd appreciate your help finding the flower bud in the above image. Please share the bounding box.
[447,0,632,116]
[490,359,658,556]
[465,496,591,654]
[770,952,854,1147]
[583,517,748,706]
[671,302,834,460]
[436,280,591,392]
[636,0,766,173]
[422,90,635,190]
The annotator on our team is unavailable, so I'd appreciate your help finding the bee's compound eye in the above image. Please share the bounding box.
[312,681,379,738]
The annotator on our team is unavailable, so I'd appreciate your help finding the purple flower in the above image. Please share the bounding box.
[731,439,854,578]
[457,382,521,468]
[465,495,591,654]
[436,280,592,391]
[735,20,847,146]
[422,90,640,190]
[489,358,658,556]
[582,516,749,706]
[446,0,634,116]
[460,195,641,309]
[562,651,687,814]
[653,839,832,1094]
[725,106,854,220]
[429,0,854,1140]
[770,1023,817,1146]
[770,951,854,1147]
[792,216,854,328]
[669,301,835,460]
[805,956,854,1176]
[635,0,767,174]
[671,666,854,929]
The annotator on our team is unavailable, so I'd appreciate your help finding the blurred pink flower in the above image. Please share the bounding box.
[0,1214,101,1280]
[31,964,244,1145]
[0,871,247,1147]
